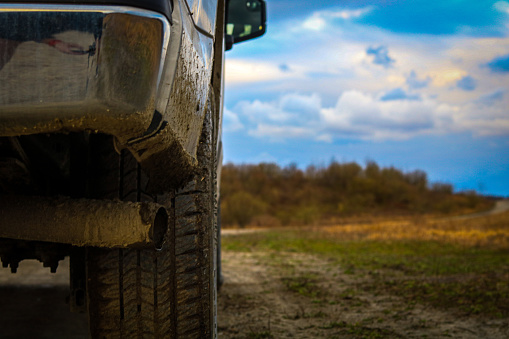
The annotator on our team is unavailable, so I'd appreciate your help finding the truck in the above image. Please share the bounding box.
[0,0,266,337]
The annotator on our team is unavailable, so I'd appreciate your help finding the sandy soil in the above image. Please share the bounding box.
[217,250,509,338]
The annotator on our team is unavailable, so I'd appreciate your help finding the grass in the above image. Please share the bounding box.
[319,321,403,338]
[222,211,509,318]
[282,275,320,298]
[224,232,508,275]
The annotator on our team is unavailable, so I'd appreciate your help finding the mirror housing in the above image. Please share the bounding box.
[226,0,266,50]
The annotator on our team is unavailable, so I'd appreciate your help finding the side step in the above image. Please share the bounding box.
[0,195,168,248]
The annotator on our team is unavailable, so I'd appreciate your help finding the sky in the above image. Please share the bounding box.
[223,0,509,197]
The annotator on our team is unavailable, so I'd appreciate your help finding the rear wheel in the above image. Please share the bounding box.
[86,110,217,338]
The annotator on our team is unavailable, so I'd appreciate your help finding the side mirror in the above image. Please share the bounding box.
[226,0,266,50]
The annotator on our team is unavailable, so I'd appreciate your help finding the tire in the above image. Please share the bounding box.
[86,109,218,338]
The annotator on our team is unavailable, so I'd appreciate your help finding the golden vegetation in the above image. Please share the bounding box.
[221,161,493,228]
[321,211,509,249]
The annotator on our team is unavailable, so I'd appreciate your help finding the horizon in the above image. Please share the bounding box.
[223,0,509,197]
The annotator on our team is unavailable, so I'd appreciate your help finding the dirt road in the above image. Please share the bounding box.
[449,200,509,220]
[217,250,508,338]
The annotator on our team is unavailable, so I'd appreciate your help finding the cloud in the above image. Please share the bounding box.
[406,70,431,89]
[234,93,321,126]
[486,54,509,73]
[279,93,322,118]
[231,91,509,143]
[302,15,326,31]
[366,46,395,68]
[321,91,445,140]
[232,92,456,142]
[223,108,244,132]
[456,75,477,91]
[380,88,420,101]
[329,8,372,20]
[236,100,292,123]
[302,7,371,31]
[494,1,509,14]
[225,59,302,84]
[233,93,322,142]
[476,89,505,106]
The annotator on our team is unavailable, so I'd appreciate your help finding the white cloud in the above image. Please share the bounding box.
[225,59,303,84]
[236,99,292,122]
[223,108,244,132]
[234,93,322,125]
[231,91,509,143]
[302,16,327,31]
[302,7,372,31]
[331,8,372,20]
[279,93,322,118]
[321,91,450,140]
[494,1,509,14]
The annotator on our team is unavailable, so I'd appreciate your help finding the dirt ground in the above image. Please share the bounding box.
[217,250,509,339]
[0,202,507,337]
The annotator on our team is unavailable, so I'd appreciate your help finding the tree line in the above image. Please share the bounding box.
[220,161,490,227]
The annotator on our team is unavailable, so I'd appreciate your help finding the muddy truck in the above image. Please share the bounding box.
[0,0,265,337]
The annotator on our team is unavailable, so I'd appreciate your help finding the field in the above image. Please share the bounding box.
[217,209,509,338]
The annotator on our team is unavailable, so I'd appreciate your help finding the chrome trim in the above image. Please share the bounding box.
[0,4,171,87]
[0,5,171,142]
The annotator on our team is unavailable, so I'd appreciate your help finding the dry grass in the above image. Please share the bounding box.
[319,211,509,249]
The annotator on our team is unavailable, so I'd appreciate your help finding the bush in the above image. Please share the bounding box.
[220,161,489,227]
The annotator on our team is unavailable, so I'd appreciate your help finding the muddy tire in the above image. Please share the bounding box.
[85,111,217,338]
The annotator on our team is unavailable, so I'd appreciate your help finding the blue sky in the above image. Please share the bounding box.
[223,0,509,196]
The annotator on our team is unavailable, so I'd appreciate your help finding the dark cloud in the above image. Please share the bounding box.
[406,70,430,89]
[380,88,420,101]
[366,45,395,68]
[456,75,477,91]
[486,54,509,73]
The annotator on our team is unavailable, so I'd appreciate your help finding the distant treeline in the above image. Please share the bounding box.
[220,161,491,227]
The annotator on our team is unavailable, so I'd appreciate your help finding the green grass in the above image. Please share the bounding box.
[223,230,509,317]
[223,231,508,275]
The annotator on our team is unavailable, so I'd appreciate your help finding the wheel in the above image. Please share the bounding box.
[85,109,218,338]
